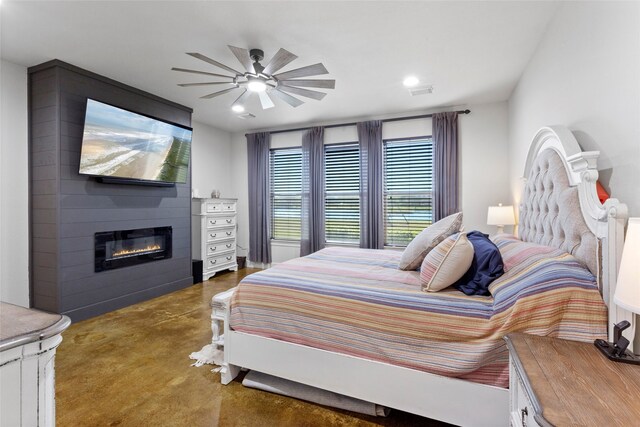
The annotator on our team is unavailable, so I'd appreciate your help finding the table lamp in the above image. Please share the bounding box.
[594,217,640,364]
[487,203,515,234]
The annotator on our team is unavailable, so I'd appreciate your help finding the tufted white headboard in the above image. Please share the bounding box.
[520,148,598,276]
[520,126,631,342]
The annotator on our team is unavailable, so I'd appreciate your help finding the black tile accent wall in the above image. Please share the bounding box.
[28,60,193,321]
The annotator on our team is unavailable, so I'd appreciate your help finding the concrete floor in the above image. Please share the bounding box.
[56,268,451,426]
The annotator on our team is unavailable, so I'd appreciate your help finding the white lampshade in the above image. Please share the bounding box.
[487,204,516,226]
[614,218,640,314]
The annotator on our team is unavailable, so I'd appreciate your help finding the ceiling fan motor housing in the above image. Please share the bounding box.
[249,49,264,62]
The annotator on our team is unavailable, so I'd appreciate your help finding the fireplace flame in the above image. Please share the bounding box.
[112,244,162,258]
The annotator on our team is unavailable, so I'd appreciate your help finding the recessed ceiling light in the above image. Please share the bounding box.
[403,76,420,87]
[231,104,245,113]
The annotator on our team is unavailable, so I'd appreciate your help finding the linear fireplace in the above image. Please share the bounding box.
[95,227,172,272]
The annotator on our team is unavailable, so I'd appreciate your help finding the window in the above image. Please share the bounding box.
[384,138,433,246]
[270,148,302,240]
[324,143,360,244]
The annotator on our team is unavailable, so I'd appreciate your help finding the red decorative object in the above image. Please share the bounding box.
[596,181,609,204]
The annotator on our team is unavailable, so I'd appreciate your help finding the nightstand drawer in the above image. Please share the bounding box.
[509,365,536,427]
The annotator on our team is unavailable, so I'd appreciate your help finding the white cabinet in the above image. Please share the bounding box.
[192,198,238,280]
[0,302,70,427]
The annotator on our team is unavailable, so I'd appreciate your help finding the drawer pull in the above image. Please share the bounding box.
[226,231,232,236]
[226,219,232,224]
[226,256,233,261]
[521,407,528,427]
[210,233,217,239]
[210,259,217,265]
[227,205,233,209]
[226,243,232,248]
[210,220,217,225]
[209,246,217,252]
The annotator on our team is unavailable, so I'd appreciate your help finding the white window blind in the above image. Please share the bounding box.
[324,143,360,244]
[384,138,433,246]
[270,148,302,240]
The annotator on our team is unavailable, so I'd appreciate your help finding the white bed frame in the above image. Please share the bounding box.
[218,126,631,427]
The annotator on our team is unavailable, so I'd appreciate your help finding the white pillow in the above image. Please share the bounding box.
[398,212,463,270]
[420,233,474,292]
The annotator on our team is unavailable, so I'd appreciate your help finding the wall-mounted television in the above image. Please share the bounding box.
[79,99,192,184]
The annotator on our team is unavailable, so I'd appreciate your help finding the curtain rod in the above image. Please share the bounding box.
[245,109,471,136]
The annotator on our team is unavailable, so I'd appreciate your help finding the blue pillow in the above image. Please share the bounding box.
[453,231,504,296]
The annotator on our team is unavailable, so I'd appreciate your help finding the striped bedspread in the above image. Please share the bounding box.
[229,235,607,388]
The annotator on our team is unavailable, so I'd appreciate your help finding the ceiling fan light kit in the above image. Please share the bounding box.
[173,45,335,113]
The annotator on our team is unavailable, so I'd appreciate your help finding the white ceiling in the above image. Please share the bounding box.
[1,1,558,132]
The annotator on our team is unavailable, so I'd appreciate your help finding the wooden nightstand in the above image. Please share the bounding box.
[505,333,640,426]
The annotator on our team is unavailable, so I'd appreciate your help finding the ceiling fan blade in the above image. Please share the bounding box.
[232,89,251,107]
[228,46,255,74]
[278,85,326,101]
[279,79,335,89]
[270,89,304,107]
[178,82,235,87]
[274,63,328,80]
[186,52,243,76]
[171,67,235,79]
[200,86,239,99]
[262,48,298,76]
[258,91,275,109]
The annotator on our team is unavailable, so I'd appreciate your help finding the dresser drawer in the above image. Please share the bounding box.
[206,241,235,256]
[206,228,235,242]
[206,202,223,213]
[206,253,236,270]
[206,216,236,229]
[222,202,236,213]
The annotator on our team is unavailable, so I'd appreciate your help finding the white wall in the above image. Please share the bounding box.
[191,121,233,199]
[0,59,29,307]
[508,2,640,343]
[508,2,640,218]
[231,101,510,265]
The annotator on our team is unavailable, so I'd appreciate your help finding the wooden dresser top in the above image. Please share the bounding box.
[0,302,70,351]
[506,333,640,426]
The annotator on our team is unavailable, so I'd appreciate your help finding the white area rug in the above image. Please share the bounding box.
[189,344,224,373]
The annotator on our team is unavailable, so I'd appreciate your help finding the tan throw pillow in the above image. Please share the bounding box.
[398,212,463,270]
[420,233,474,292]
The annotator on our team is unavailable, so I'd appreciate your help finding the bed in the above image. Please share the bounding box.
[219,126,632,426]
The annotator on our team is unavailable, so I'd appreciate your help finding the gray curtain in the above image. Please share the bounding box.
[432,112,459,221]
[247,132,272,264]
[357,121,384,249]
[300,127,325,256]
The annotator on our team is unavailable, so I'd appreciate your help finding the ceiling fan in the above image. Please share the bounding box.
[172,46,335,112]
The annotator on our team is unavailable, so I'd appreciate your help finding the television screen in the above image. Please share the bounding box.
[79,99,192,184]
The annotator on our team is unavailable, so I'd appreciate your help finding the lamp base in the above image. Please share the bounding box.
[594,339,640,365]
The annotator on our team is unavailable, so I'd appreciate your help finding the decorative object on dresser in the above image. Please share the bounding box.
[192,198,238,279]
[487,203,515,234]
[505,333,640,427]
[595,217,640,364]
[0,303,71,427]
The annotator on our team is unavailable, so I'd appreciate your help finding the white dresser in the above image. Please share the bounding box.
[0,302,71,427]
[192,198,238,280]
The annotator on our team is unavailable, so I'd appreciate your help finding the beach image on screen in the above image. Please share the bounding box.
[79,99,192,183]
